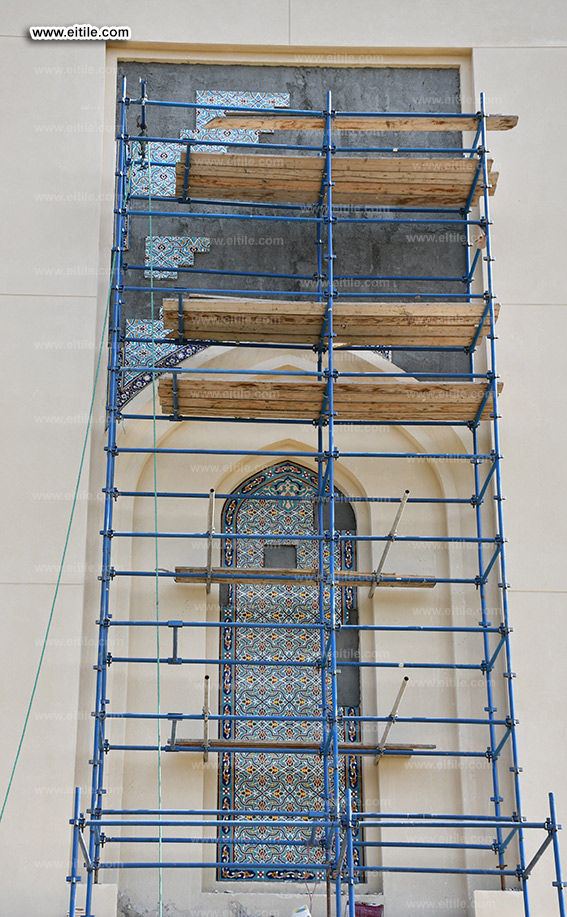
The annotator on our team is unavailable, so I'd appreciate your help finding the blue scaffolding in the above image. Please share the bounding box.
[67,78,566,916]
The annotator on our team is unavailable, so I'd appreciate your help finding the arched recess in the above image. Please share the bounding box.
[109,384,474,902]
[216,459,364,881]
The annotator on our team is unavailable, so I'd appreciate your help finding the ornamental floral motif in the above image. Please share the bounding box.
[130,89,290,196]
[144,235,210,280]
[118,315,207,409]
[218,461,363,881]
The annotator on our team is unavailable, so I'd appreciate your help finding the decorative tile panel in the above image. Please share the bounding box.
[144,235,210,279]
[130,140,180,197]
[124,89,292,406]
[219,462,363,882]
[184,90,290,154]
[118,315,207,409]
[130,90,290,196]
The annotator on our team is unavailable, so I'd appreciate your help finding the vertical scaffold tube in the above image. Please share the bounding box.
[471,420,506,877]
[464,117,509,887]
[323,89,342,917]
[318,336,332,890]
[479,91,530,916]
[346,787,356,916]
[67,787,82,917]
[316,89,332,902]
[85,75,129,917]
[549,793,567,917]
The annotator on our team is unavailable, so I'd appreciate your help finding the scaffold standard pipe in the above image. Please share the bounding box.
[66,787,82,917]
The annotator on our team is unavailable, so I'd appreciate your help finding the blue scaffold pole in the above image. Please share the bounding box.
[549,793,567,917]
[67,787,82,917]
[346,788,356,917]
[84,74,129,917]
[322,89,343,917]
[480,90,530,916]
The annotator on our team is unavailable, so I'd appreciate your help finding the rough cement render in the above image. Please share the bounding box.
[118,62,467,375]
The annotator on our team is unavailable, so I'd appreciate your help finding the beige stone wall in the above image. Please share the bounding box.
[1,2,566,915]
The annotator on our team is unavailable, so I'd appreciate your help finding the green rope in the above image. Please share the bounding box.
[0,249,117,826]
[146,143,164,917]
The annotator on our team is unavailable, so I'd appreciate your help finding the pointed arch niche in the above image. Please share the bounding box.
[217,459,363,881]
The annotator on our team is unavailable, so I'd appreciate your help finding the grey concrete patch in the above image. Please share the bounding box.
[117,62,467,374]
[337,608,361,708]
[313,498,357,532]
[263,544,298,568]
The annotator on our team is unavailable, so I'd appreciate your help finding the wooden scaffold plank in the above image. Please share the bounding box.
[174,153,498,206]
[158,376,502,423]
[173,566,436,588]
[169,737,436,757]
[162,296,499,347]
[205,113,518,132]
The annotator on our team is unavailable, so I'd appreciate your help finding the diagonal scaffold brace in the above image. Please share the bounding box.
[369,489,410,598]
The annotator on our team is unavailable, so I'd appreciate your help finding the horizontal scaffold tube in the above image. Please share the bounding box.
[94,861,518,876]
[111,490,473,504]
[119,341,468,352]
[91,858,522,877]
[119,366,488,379]
[121,209,485,226]
[104,743,487,757]
[102,836,495,850]
[112,570,477,585]
[103,836,326,846]
[127,195,466,212]
[107,657,483,670]
[96,808,526,822]
[106,620,501,633]
[122,284,485,297]
[111,447,494,459]
[126,264,476,284]
[118,414,474,428]
[121,209,323,223]
[104,712,508,726]
[108,530,497,543]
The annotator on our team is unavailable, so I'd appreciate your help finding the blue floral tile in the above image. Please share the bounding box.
[184,89,290,154]
[123,89,292,407]
[218,462,363,881]
[118,315,207,409]
[130,140,180,197]
[144,235,210,279]
[129,90,291,198]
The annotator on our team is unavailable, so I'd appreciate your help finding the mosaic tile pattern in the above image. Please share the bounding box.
[218,462,362,882]
[144,235,210,280]
[130,90,290,196]
[122,88,292,407]
[118,315,207,409]
[130,140,179,197]
[184,90,290,154]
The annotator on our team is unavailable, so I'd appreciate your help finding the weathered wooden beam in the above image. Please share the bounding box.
[204,113,518,132]
[173,566,436,587]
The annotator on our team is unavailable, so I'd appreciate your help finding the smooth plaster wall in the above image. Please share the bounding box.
[1,2,566,916]
[0,25,107,917]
